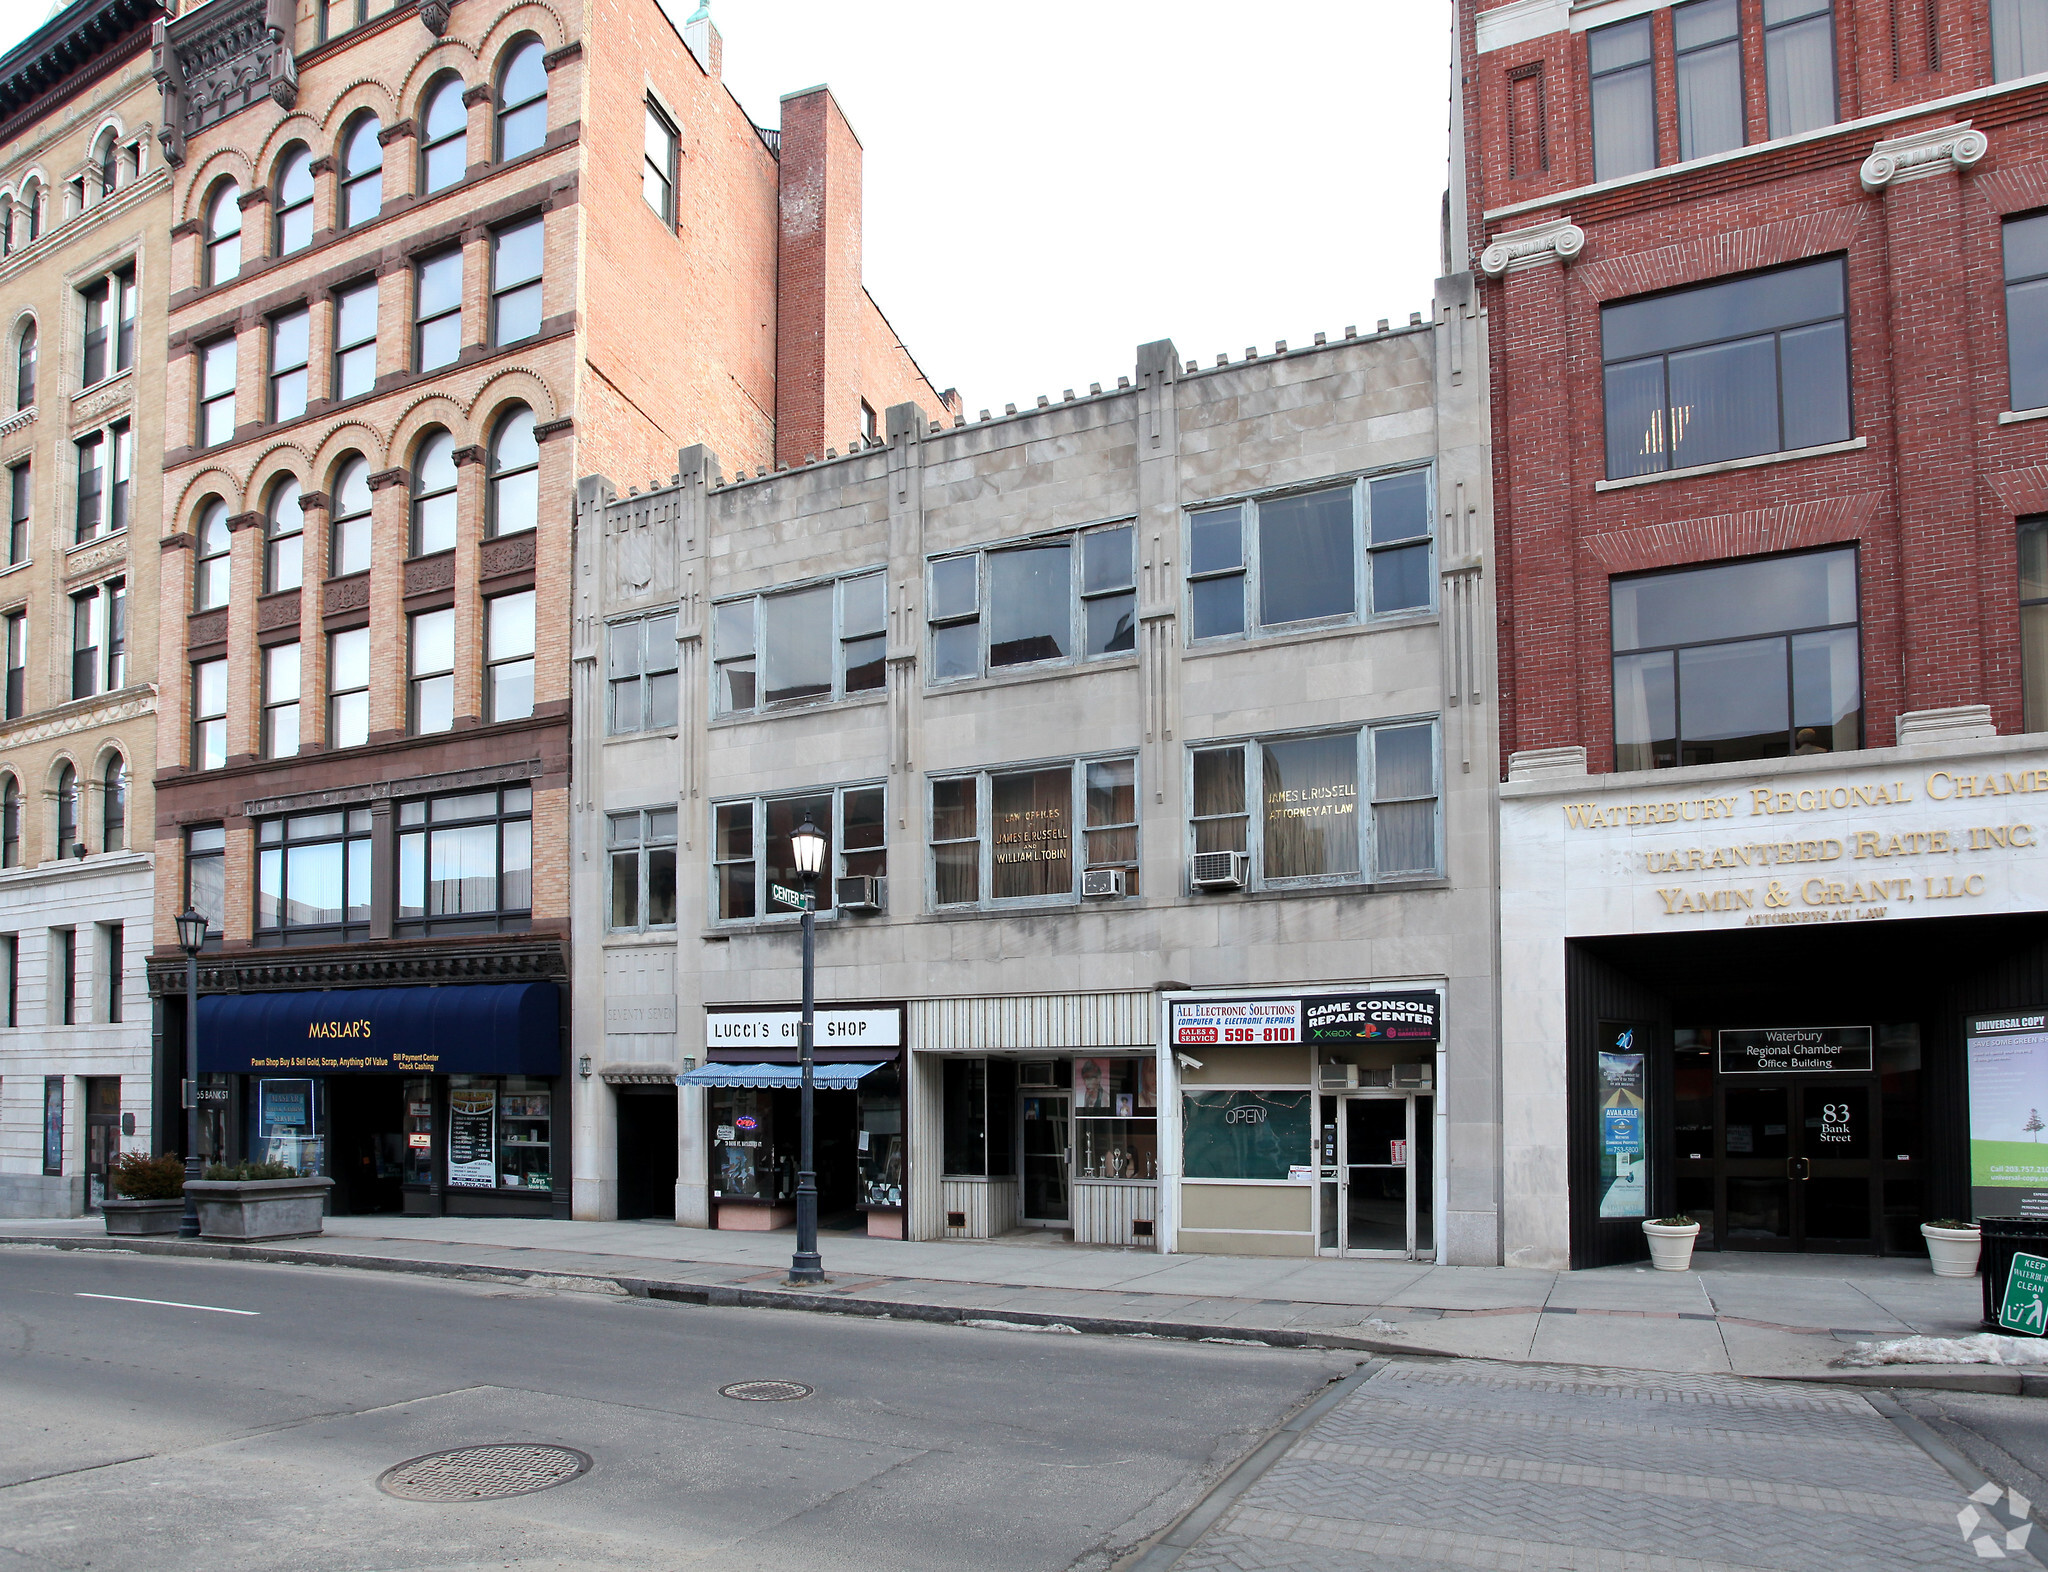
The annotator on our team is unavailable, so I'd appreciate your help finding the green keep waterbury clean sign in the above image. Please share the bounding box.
[2000,1250,2048,1335]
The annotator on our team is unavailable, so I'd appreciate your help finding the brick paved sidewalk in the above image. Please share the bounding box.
[1164,1359,2017,1571]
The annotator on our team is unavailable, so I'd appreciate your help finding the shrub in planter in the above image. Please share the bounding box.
[111,1152,185,1199]
[202,1161,300,1181]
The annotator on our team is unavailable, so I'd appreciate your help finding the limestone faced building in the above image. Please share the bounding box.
[142,0,947,1218]
[0,0,169,1217]
[574,292,1503,1264]
[1462,0,2048,1269]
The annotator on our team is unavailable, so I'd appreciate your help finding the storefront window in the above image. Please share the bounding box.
[1183,1090,1312,1180]
[942,1058,1017,1176]
[398,785,533,935]
[1073,1056,1158,1179]
[447,1074,551,1192]
[254,1077,322,1173]
[256,809,371,945]
[710,1088,788,1202]
[403,1076,433,1184]
[859,1077,904,1209]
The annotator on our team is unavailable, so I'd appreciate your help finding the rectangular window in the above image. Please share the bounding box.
[2,934,15,1027]
[327,625,370,747]
[607,807,678,930]
[2020,519,2048,732]
[491,217,543,346]
[100,922,121,1023]
[3,610,23,719]
[485,589,535,722]
[74,431,103,543]
[54,928,74,1025]
[2006,212,2048,414]
[104,577,124,690]
[269,308,309,422]
[397,784,532,935]
[1187,724,1439,887]
[1601,256,1849,480]
[192,657,228,768]
[80,276,108,387]
[7,461,27,565]
[415,249,462,371]
[927,524,1135,683]
[644,103,676,224]
[257,809,371,943]
[714,570,888,712]
[714,784,886,922]
[105,421,130,534]
[1675,0,1745,161]
[71,586,100,699]
[1995,0,2048,80]
[1764,0,1838,139]
[185,824,226,935]
[199,337,236,447]
[333,280,377,400]
[409,607,455,734]
[262,640,300,758]
[1589,17,1656,181]
[928,760,1138,909]
[1611,547,1861,769]
[115,267,135,372]
[607,611,679,734]
[1187,473,1433,642]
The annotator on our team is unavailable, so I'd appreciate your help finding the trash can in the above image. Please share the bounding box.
[1978,1216,2048,1333]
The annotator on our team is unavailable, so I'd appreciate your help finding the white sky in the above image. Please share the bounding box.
[0,0,1455,410]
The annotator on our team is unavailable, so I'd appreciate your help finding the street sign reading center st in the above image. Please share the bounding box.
[770,883,813,912]
[2000,1249,2048,1336]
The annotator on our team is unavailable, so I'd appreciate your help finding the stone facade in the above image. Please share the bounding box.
[0,0,168,1216]
[574,283,1503,1263]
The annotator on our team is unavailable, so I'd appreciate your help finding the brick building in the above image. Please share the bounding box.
[1463,0,2048,1267]
[0,0,170,1216]
[142,0,949,1217]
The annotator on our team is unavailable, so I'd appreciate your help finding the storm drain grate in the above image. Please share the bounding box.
[377,1443,592,1502]
[720,1380,814,1402]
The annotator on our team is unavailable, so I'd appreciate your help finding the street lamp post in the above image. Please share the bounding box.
[787,815,828,1285]
[174,906,208,1239]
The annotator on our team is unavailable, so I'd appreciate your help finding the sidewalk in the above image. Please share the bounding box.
[0,1214,2009,1388]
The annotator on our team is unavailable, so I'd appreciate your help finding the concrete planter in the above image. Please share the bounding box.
[1922,1222,1982,1278]
[1642,1220,1701,1271]
[100,1198,185,1236]
[185,1177,333,1241]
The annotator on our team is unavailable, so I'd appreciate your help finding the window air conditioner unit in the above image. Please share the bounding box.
[1190,850,1248,890]
[1019,1060,1059,1087]
[1393,1062,1434,1090]
[1080,868,1125,899]
[1317,1062,1358,1091]
[835,875,885,912]
[1357,1066,1394,1089]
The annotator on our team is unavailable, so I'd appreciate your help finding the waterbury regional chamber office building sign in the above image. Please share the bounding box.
[1499,733,2048,1272]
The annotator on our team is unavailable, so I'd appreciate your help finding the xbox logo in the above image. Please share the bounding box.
[1959,1482,2035,1559]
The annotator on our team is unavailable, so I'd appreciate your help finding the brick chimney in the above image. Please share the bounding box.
[774,86,863,468]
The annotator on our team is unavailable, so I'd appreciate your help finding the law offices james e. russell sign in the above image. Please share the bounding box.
[1520,753,2048,935]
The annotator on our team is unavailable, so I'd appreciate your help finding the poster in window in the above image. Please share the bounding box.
[42,1075,62,1175]
[1074,1058,1113,1111]
[258,1078,314,1172]
[1967,1012,2048,1218]
[448,1085,497,1188]
[1597,1025,1647,1219]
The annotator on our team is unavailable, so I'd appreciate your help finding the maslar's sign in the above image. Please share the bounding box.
[1530,753,2048,934]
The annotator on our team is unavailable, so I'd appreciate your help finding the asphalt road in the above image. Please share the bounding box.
[0,1246,1355,1572]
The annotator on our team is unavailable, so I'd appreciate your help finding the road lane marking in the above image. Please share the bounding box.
[74,1292,258,1316]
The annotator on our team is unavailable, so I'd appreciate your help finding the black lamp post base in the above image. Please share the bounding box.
[786,1253,824,1286]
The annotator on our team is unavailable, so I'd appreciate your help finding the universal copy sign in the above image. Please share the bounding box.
[1967,1011,2048,1218]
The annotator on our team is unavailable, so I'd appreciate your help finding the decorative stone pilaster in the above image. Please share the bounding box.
[1859,123,1987,192]
[1479,216,1587,277]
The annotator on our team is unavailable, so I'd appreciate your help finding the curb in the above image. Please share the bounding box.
[8,1233,2039,1393]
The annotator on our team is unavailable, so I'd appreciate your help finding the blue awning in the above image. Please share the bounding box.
[678,1062,884,1090]
[197,983,560,1076]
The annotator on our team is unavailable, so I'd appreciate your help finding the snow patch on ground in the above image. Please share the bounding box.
[1834,1333,2048,1367]
[961,1317,1080,1334]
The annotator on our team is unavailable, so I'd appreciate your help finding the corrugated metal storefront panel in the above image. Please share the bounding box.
[912,993,1155,1052]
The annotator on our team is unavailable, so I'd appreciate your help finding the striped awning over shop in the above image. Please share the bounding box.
[676,1062,885,1090]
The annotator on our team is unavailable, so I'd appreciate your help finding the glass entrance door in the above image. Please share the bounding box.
[1324,1095,1433,1259]
[1021,1093,1070,1223]
[1719,1078,1876,1252]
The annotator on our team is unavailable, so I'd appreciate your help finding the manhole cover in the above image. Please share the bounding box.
[720,1380,813,1402]
[377,1443,591,1502]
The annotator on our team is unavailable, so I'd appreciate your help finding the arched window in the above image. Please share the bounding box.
[22,179,40,243]
[206,180,242,285]
[420,76,467,194]
[341,115,383,228]
[497,38,547,160]
[54,763,76,855]
[410,430,456,556]
[274,144,314,256]
[487,404,538,538]
[266,476,303,591]
[330,454,372,575]
[101,756,126,852]
[193,498,230,610]
[14,320,33,409]
[97,133,117,202]
[0,776,16,867]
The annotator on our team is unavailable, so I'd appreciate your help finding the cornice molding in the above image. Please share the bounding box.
[1860,121,1989,191]
[145,932,567,997]
[0,685,155,747]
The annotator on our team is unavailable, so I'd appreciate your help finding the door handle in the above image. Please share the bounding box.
[1789,1156,1811,1181]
